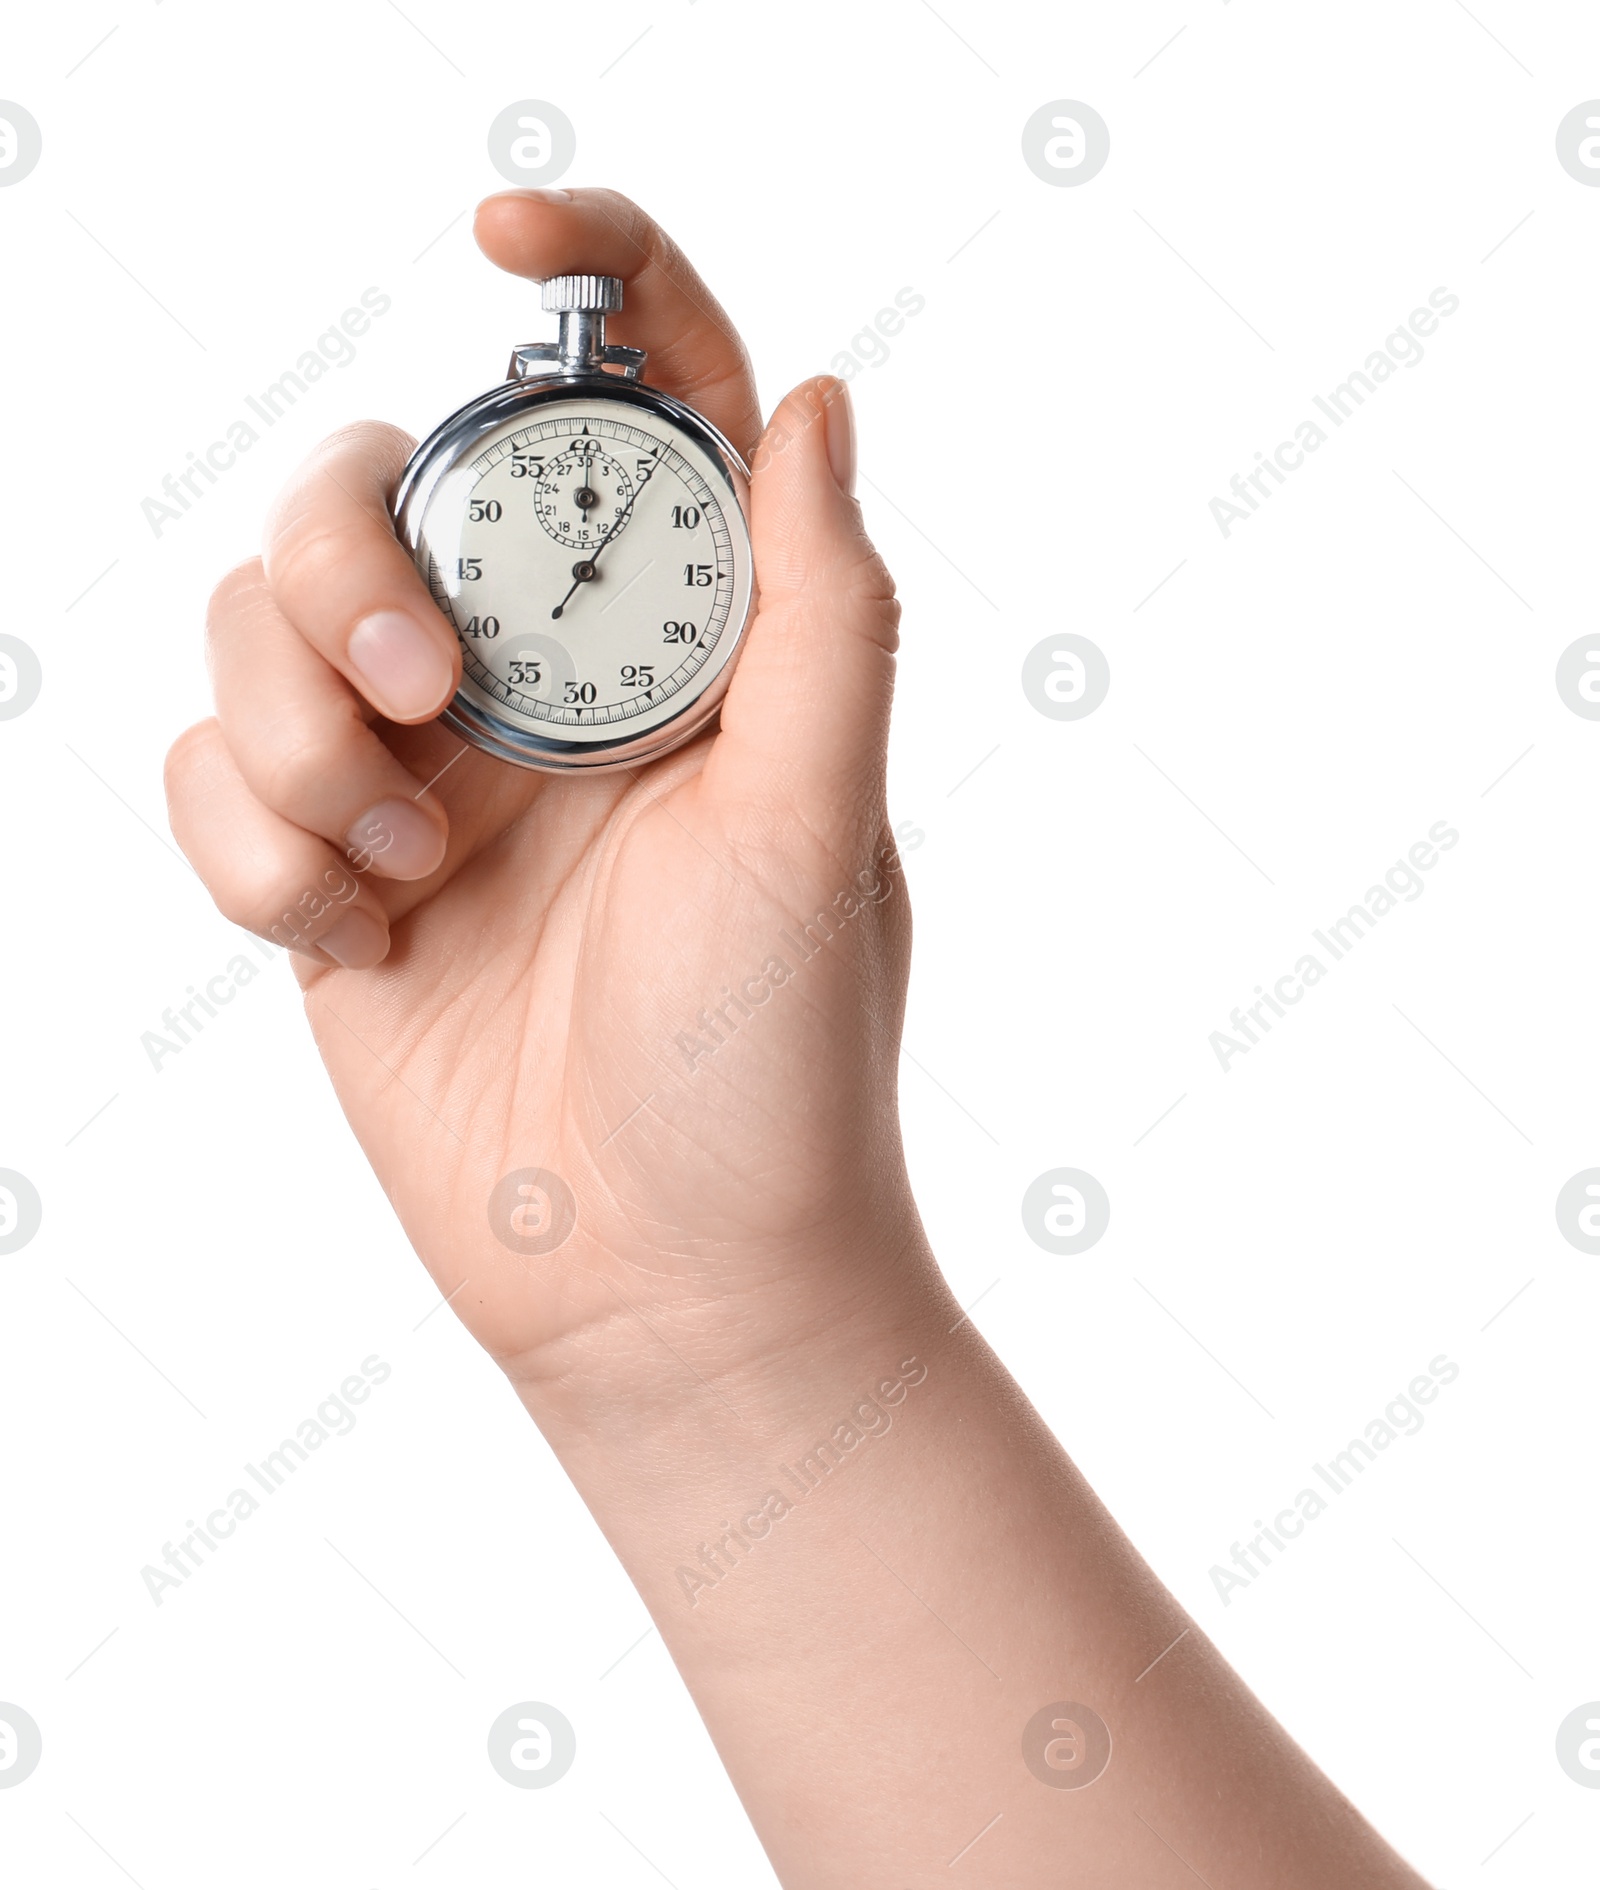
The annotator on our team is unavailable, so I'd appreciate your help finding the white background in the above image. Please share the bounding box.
[2,2,1598,1884]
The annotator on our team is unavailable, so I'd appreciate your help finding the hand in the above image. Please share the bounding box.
[164,189,917,1388]
[163,192,1437,1890]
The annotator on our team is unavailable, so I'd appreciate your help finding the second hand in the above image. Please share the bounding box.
[551,454,658,620]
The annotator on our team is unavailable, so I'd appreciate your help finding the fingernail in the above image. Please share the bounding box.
[346,798,447,881]
[319,908,389,969]
[348,612,455,721]
[823,379,856,496]
[514,187,572,203]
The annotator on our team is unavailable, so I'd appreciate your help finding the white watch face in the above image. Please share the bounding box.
[414,398,753,751]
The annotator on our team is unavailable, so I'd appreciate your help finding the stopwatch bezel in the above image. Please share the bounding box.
[392,372,756,774]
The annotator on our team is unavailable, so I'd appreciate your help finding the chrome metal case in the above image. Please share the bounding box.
[391,370,755,773]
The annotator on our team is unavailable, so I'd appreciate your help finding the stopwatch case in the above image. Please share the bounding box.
[392,371,756,773]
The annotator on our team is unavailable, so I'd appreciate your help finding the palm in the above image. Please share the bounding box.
[302,715,905,1365]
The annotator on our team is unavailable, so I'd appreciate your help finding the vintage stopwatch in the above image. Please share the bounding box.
[393,274,756,771]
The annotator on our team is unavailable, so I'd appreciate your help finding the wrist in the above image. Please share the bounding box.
[500,1207,950,1444]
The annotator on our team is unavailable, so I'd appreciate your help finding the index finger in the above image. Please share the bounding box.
[262,420,462,726]
[474,188,763,461]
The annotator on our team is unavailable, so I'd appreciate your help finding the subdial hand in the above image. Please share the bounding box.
[575,448,597,523]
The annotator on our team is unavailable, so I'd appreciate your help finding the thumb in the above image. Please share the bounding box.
[709,377,901,836]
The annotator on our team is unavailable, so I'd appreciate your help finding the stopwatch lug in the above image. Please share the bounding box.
[507,341,647,383]
[508,343,562,380]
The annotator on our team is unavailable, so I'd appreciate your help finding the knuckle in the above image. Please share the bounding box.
[228,858,363,942]
[847,593,901,656]
[320,417,416,473]
[867,590,903,653]
[263,423,413,594]
[163,718,221,800]
[265,514,370,609]
[204,558,271,659]
[252,717,359,820]
[842,543,898,605]
[831,543,902,627]
[162,720,237,881]
[211,879,270,932]
[774,546,901,655]
[206,557,268,625]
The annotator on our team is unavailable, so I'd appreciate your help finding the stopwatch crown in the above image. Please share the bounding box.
[510,275,643,382]
[541,275,625,315]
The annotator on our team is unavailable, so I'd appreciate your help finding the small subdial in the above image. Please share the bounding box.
[534,445,634,550]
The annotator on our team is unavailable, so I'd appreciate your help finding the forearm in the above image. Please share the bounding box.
[512,1233,1431,1890]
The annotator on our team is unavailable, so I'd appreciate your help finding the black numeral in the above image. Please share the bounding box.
[462,615,500,639]
[620,664,655,688]
[662,620,699,644]
[456,557,483,581]
[670,505,702,530]
[564,680,597,705]
[683,563,713,587]
[508,659,541,685]
[508,452,545,479]
[468,499,502,522]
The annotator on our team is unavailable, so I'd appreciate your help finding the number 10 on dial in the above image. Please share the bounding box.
[393,273,756,771]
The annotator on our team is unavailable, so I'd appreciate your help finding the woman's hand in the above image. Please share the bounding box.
[164,189,917,1389]
[164,190,1437,1890]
